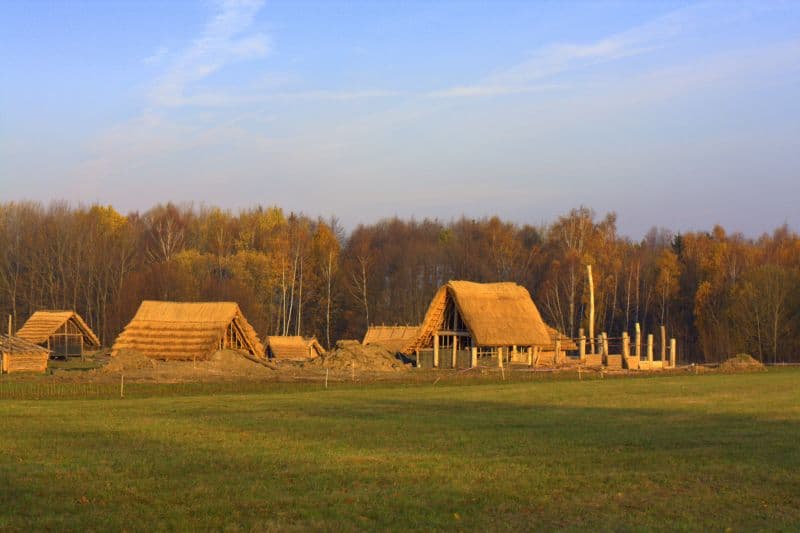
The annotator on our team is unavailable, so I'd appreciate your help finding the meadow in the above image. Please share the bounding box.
[1,369,798,531]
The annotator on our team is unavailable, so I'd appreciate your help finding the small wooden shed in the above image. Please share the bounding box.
[266,336,325,361]
[0,334,50,374]
[16,310,101,358]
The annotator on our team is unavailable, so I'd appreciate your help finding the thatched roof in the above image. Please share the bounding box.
[545,326,578,351]
[362,325,419,354]
[266,336,325,361]
[112,301,264,361]
[0,334,51,356]
[16,311,101,347]
[409,281,552,350]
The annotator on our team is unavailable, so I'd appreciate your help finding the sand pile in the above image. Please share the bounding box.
[101,349,157,374]
[719,353,766,372]
[313,340,410,372]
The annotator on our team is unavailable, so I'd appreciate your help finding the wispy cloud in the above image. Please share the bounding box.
[148,0,270,107]
[429,4,700,98]
[143,46,169,65]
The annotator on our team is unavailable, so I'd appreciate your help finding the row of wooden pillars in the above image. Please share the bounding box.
[423,333,540,369]
[577,323,677,367]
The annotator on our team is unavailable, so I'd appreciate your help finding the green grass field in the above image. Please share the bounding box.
[1,370,799,531]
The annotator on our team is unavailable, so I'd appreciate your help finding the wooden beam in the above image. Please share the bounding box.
[669,338,677,368]
[436,330,470,337]
[587,265,595,354]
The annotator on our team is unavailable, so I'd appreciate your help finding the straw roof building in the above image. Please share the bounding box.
[112,301,264,361]
[16,310,101,357]
[265,336,325,361]
[0,334,50,374]
[362,325,419,354]
[408,281,552,369]
[544,326,578,351]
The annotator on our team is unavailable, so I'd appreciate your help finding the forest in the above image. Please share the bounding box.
[0,201,798,363]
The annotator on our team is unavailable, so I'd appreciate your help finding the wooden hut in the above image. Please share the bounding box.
[265,336,325,361]
[362,325,419,354]
[0,335,50,374]
[16,311,101,358]
[407,281,552,369]
[112,301,264,361]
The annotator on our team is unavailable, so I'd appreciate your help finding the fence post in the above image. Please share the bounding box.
[433,334,439,368]
[622,332,630,358]
[647,334,654,363]
[471,346,478,368]
[670,338,677,367]
[635,323,641,357]
[579,334,586,361]
[497,347,504,368]
[661,325,667,362]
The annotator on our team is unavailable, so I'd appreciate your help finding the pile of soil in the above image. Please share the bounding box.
[312,340,410,372]
[719,353,766,372]
[101,349,157,374]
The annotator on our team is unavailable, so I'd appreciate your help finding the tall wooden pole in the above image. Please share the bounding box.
[635,323,641,357]
[587,265,595,355]
[7,315,11,337]
[669,338,677,367]
[660,325,667,362]
[647,334,654,363]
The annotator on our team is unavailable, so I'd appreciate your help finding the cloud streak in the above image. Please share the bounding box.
[428,3,705,98]
[148,0,270,107]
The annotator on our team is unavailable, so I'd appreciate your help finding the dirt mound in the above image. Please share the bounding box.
[719,353,766,372]
[312,340,410,372]
[101,349,157,374]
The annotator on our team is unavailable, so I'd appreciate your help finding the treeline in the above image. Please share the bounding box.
[1,202,798,363]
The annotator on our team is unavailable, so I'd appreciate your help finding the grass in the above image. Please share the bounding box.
[0,369,798,531]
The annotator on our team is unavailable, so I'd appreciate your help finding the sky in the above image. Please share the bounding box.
[1,0,799,238]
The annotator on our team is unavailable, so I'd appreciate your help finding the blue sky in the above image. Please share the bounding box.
[1,0,798,237]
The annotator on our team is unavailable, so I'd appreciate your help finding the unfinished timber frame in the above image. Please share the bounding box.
[15,311,101,359]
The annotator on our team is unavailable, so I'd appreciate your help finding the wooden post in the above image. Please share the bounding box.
[587,265,595,354]
[452,335,458,369]
[660,325,667,362]
[352,361,355,382]
[669,338,677,367]
[120,374,124,398]
[622,332,630,358]
[635,323,641,357]
[471,346,477,368]
[526,346,532,366]
[555,339,561,363]
[601,332,609,357]
[325,368,329,388]
[415,349,419,369]
[497,347,504,368]
[433,334,439,368]
[7,315,11,336]
[647,334,654,363]
[579,334,586,361]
